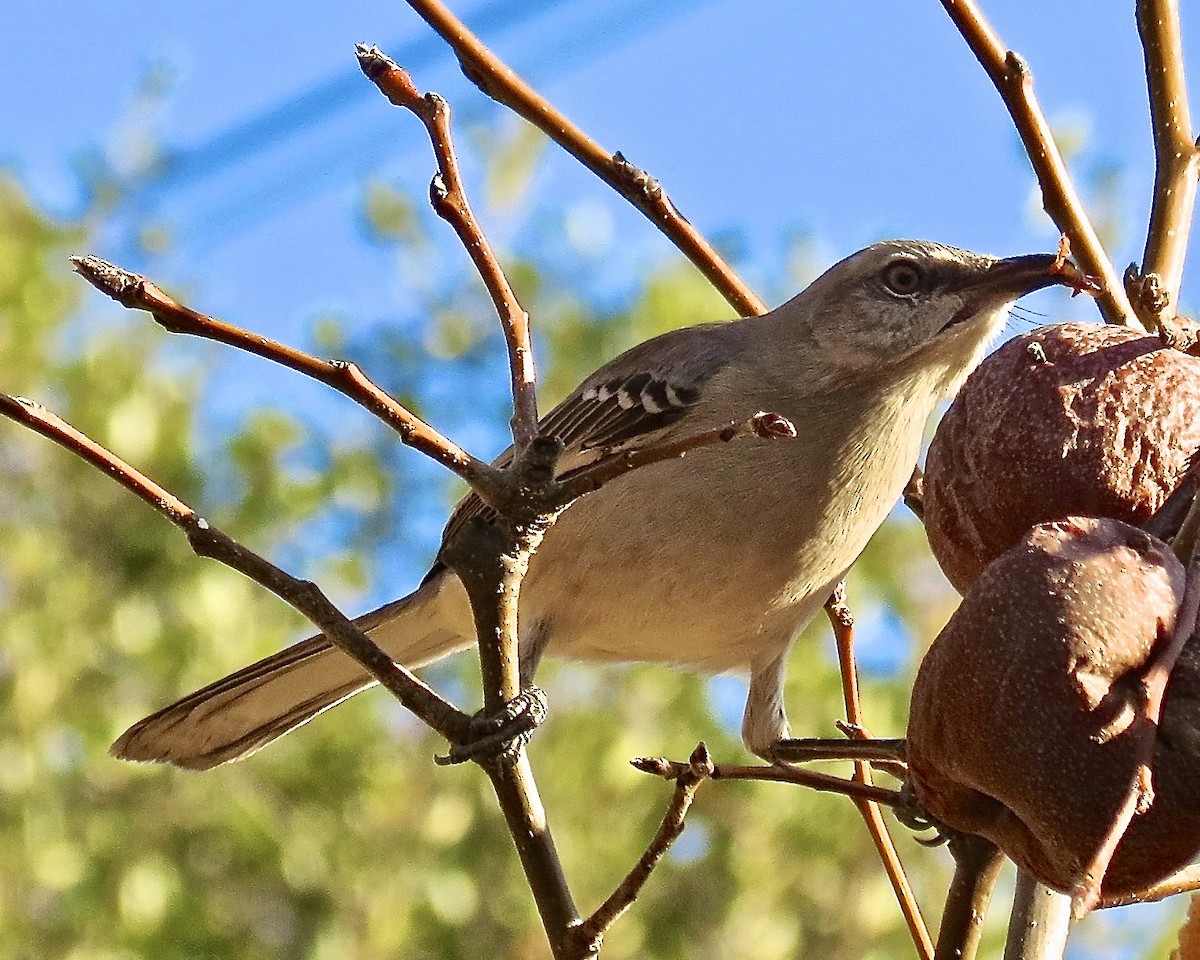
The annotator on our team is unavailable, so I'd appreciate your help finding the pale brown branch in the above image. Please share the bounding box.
[70,255,503,500]
[401,0,766,318]
[1004,873,1072,960]
[1133,0,1200,327]
[356,44,539,450]
[632,754,904,807]
[767,736,907,765]
[0,394,472,745]
[935,834,1004,960]
[1098,862,1200,909]
[826,586,935,960]
[554,411,797,502]
[576,743,714,953]
[938,0,1138,328]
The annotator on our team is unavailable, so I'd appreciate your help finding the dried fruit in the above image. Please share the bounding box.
[923,323,1200,593]
[907,517,1200,897]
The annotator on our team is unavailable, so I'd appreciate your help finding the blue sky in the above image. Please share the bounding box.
[3,1,1188,327]
[3,3,1197,954]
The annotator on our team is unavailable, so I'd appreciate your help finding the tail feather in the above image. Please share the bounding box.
[111,569,473,769]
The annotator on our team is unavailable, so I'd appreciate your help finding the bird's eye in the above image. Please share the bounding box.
[883,261,924,296]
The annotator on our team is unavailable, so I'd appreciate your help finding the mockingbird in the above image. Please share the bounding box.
[112,239,1082,769]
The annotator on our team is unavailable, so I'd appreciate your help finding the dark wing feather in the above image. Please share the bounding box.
[427,320,741,570]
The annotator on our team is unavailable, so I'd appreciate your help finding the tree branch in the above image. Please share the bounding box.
[554,411,797,502]
[938,0,1138,328]
[69,255,504,503]
[356,43,540,451]
[1003,873,1072,960]
[574,743,714,954]
[632,754,903,807]
[401,0,767,318]
[935,834,1004,960]
[0,394,472,745]
[825,586,934,960]
[1098,862,1200,909]
[1131,0,1200,328]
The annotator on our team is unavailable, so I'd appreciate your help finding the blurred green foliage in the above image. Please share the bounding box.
[0,136,1171,960]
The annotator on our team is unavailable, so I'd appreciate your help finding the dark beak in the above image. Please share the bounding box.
[943,253,1100,329]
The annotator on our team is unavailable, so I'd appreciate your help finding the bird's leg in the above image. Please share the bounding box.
[742,647,793,760]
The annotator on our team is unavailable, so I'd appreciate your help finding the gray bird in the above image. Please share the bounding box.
[112,240,1081,769]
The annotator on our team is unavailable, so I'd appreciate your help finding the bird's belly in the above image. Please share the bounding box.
[518,464,861,673]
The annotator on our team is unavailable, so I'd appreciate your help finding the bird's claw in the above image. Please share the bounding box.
[435,686,549,768]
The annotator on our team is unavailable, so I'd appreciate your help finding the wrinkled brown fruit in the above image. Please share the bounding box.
[924,323,1200,593]
[907,517,1200,898]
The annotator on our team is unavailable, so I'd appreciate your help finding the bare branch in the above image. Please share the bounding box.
[554,411,797,502]
[1004,873,1072,960]
[938,0,1138,328]
[401,0,766,318]
[356,44,539,451]
[576,743,714,953]
[70,255,504,501]
[1131,0,1200,328]
[632,753,904,807]
[935,834,1004,960]
[825,586,934,960]
[0,394,472,745]
[1098,862,1200,909]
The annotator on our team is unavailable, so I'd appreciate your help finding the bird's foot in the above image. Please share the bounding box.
[435,686,548,768]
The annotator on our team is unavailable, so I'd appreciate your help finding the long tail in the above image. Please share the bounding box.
[111,568,474,770]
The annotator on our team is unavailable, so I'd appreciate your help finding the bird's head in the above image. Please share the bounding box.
[782,239,1094,395]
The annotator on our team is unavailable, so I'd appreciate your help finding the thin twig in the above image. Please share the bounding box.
[69,256,504,502]
[1072,556,1200,914]
[401,0,766,318]
[938,0,1138,328]
[0,394,472,745]
[575,744,714,954]
[1099,862,1200,909]
[825,586,934,960]
[764,736,907,765]
[1132,0,1200,328]
[555,411,797,501]
[935,834,1004,960]
[632,755,903,807]
[356,44,539,450]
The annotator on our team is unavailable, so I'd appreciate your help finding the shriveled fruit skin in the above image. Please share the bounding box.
[924,323,1200,593]
[907,517,1200,897]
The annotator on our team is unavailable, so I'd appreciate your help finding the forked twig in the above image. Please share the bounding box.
[938,0,1137,328]
[0,394,471,745]
[356,44,539,450]
[402,0,767,319]
[825,586,934,960]
[573,744,715,955]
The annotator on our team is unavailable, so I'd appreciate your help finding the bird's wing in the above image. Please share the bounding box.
[431,320,744,564]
